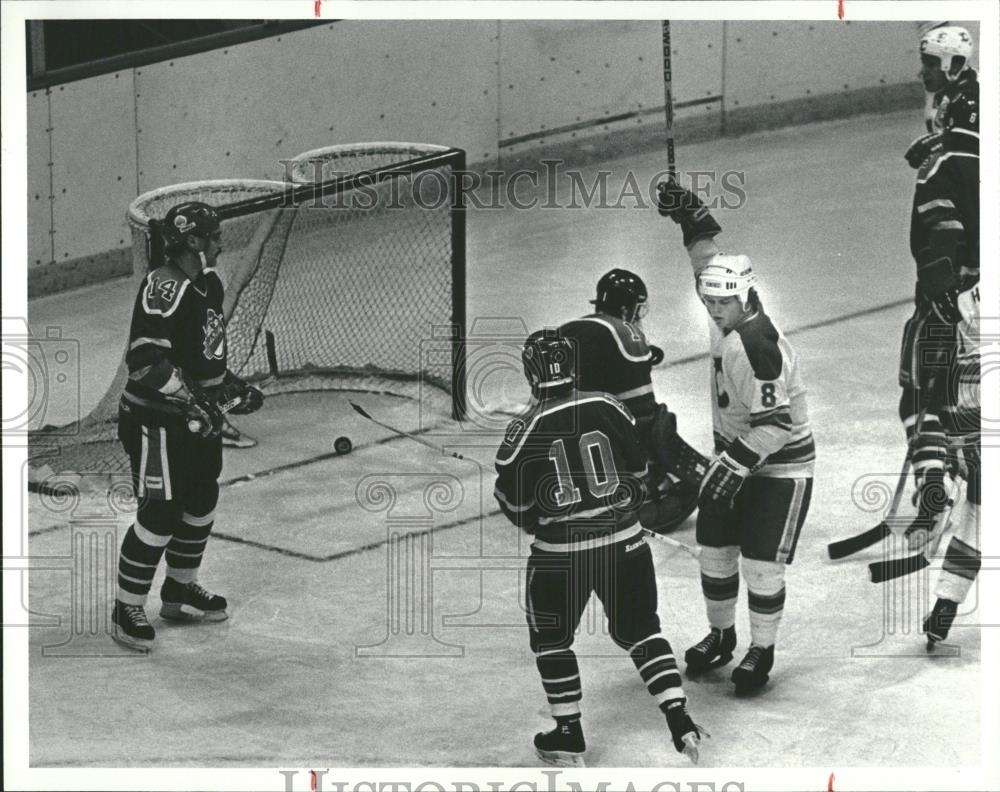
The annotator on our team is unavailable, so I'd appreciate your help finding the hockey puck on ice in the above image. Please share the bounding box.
[334,436,353,455]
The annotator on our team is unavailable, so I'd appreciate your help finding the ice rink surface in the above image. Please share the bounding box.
[24,109,988,774]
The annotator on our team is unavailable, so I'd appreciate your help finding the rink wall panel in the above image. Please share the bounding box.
[26,20,963,294]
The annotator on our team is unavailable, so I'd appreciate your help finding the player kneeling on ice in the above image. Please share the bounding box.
[558,269,702,534]
[656,181,815,695]
[494,330,704,767]
[112,201,264,652]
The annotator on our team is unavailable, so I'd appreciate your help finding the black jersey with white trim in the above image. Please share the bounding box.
[494,389,649,551]
[123,263,227,416]
[558,314,656,419]
[910,76,979,303]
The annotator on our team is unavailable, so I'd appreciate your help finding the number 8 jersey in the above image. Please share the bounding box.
[707,315,814,478]
[691,241,815,479]
[494,391,650,552]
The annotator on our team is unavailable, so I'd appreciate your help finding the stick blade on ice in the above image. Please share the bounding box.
[349,401,372,420]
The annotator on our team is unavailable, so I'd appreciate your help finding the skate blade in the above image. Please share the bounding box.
[160,603,229,623]
[681,734,700,765]
[535,748,586,768]
[111,629,152,654]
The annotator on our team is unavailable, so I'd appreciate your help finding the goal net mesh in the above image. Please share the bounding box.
[28,143,466,487]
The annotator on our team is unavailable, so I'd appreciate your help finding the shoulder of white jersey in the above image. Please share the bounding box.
[732,310,785,381]
[141,263,191,318]
[568,315,651,362]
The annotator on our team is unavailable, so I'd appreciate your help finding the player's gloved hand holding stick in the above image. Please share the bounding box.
[930,286,964,325]
[219,370,265,415]
[656,179,722,247]
[904,132,942,169]
[162,371,224,438]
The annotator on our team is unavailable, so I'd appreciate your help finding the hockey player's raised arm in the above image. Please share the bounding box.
[656,179,723,283]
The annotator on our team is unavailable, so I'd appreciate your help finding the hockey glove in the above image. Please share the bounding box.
[904,133,942,169]
[165,374,223,438]
[649,344,665,366]
[219,370,264,415]
[930,287,964,325]
[699,439,758,511]
[655,179,722,247]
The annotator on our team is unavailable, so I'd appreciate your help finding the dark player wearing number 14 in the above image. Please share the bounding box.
[494,329,703,768]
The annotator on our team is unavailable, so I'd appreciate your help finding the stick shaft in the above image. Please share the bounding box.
[661,20,676,180]
[356,409,466,460]
[643,527,700,559]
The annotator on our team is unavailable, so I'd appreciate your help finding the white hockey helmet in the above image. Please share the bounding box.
[698,253,758,310]
[920,26,974,79]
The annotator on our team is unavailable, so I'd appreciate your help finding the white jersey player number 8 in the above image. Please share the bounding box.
[548,431,621,506]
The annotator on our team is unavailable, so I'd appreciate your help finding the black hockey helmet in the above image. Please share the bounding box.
[522,330,575,390]
[161,201,222,250]
[592,268,649,322]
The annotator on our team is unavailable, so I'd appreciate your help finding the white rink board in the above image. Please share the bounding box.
[497,21,724,143]
[26,90,52,268]
[725,20,982,109]
[133,21,497,194]
[49,71,137,262]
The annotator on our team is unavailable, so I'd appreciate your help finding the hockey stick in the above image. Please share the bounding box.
[661,20,677,181]
[643,527,701,559]
[350,401,703,559]
[349,401,469,460]
[826,454,909,559]
[868,487,958,583]
[189,331,279,436]
[826,395,935,560]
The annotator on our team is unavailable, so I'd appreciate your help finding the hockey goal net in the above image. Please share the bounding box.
[28,143,467,486]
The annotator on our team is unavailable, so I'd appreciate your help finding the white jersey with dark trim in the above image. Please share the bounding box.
[707,311,815,478]
[687,237,815,479]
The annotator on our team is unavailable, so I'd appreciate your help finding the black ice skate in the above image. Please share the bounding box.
[160,578,229,622]
[731,644,774,695]
[534,717,586,768]
[111,600,155,652]
[663,698,703,765]
[684,625,736,674]
[923,598,959,649]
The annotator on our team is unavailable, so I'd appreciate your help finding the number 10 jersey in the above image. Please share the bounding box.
[494,391,650,552]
